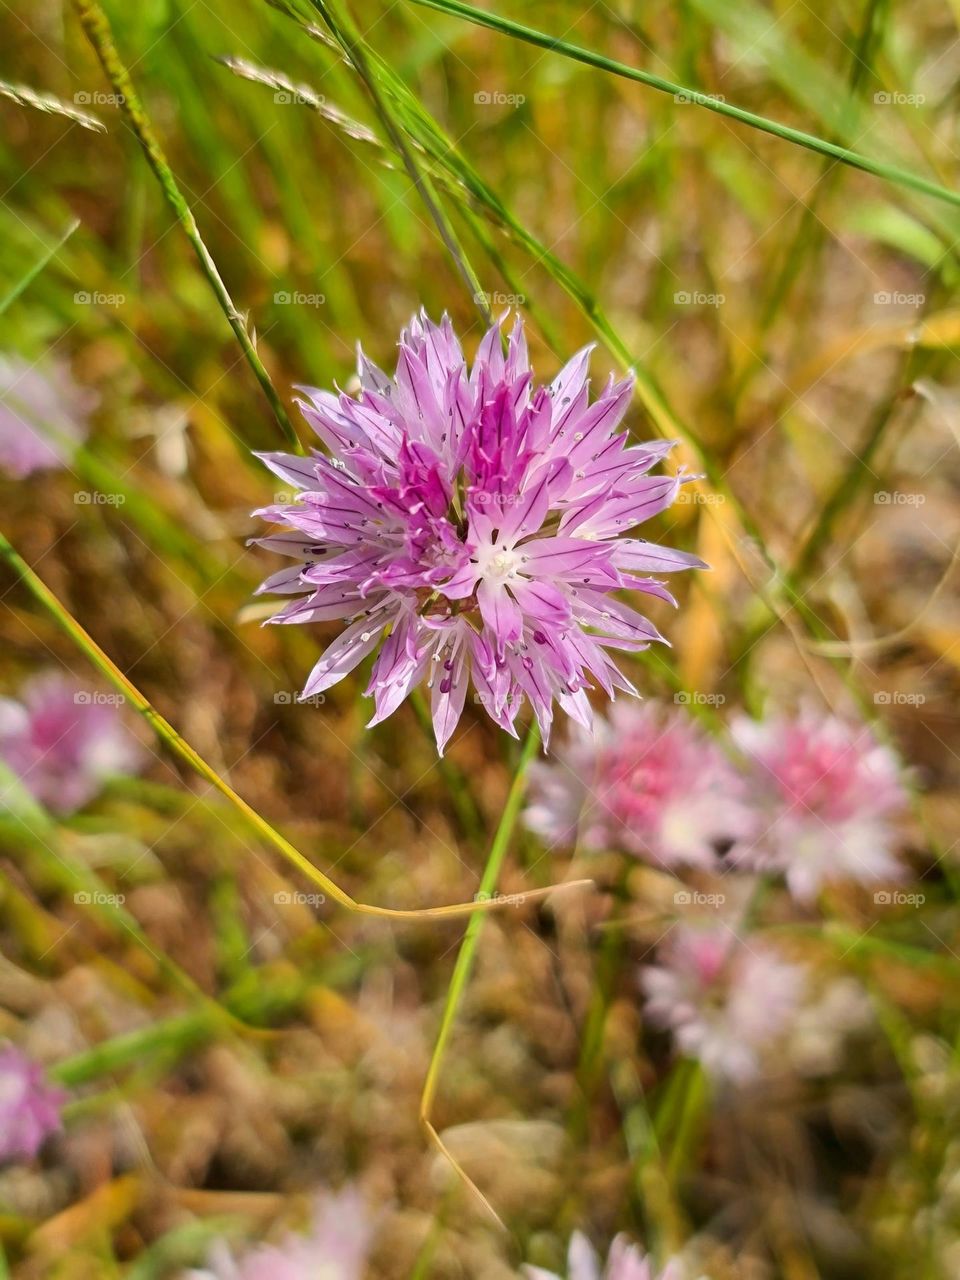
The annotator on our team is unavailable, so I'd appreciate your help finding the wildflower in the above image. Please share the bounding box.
[185,1186,373,1280]
[0,1045,65,1163]
[731,709,907,901]
[640,926,805,1083]
[0,354,93,478]
[251,312,702,752]
[0,674,143,815]
[525,1231,683,1280]
[523,701,751,868]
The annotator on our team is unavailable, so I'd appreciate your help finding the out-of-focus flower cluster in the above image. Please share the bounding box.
[525,699,912,1084]
[0,1045,64,1164]
[0,673,143,816]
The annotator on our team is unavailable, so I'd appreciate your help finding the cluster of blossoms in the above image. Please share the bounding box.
[525,700,908,901]
[525,700,909,1083]
[525,1232,684,1280]
[0,1045,65,1164]
[251,312,703,752]
[640,927,806,1083]
[0,354,93,479]
[0,673,143,815]
[185,1187,373,1280]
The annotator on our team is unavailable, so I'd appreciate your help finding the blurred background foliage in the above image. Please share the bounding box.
[2,0,960,1277]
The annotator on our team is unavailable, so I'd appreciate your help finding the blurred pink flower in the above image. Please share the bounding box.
[525,1231,682,1280]
[0,354,93,478]
[524,701,752,869]
[185,1187,373,1280]
[0,1045,65,1163]
[640,927,805,1083]
[252,311,703,752]
[731,709,908,901]
[0,674,143,815]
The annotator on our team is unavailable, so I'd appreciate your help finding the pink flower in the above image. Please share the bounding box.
[640,927,805,1083]
[525,1231,683,1280]
[0,354,94,478]
[0,1045,65,1163]
[185,1187,374,1280]
[251,312,703,752]
[0,674,143,815]
[731,709,908,901]
[524,701,752,869]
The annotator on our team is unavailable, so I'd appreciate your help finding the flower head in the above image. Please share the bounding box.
[525,1231,682,1280]
[731,709,908,901]
[0,354,94,478]
[524,701,752,868]
[0,1045,65,1163]
[251,312,702,751]
[640,926,805,1084]
[185,1187,373,1280]
[0,674,143,815]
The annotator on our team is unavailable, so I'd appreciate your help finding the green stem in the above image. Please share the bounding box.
[419,725,540,1176]
[408,0,960,211]
[71,0,299,450]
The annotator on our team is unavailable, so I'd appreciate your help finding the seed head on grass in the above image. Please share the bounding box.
[252,312,703,752]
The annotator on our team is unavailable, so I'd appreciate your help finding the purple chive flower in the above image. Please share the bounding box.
[185,1186,373,1280]
[251,312,703,752]
[0,674,143,816]
[0,354,94,478]
[0,1045,65,1163]
[523,701,752,869]
[731,709,908,902]
[640,927,805,1084]
[525,1232,683,1280]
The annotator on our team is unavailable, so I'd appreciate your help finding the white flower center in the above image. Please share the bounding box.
[475,542,524,583]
